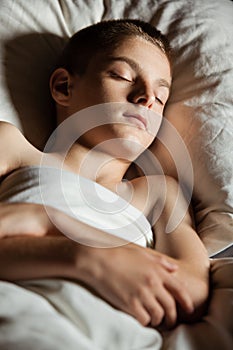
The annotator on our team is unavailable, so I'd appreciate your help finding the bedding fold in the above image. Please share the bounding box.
[0,166,162,349]
[0,166,153,248]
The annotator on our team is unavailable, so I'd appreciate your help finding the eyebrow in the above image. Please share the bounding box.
[105,55,171,90]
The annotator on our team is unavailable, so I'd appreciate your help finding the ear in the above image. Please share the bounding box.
[50,68,73,106]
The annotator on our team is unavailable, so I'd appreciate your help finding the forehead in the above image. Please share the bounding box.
[92,36,171,79]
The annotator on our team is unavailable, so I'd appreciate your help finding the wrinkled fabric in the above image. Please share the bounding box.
[0,0,232,255]
[0,0,232,349]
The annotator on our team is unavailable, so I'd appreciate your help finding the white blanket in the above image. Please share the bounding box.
[0,166,153,247]
[1,260,232,350]
[0,166,161,349]
[0,279,162,350]
[0,0,232,256]
[0,1,232,348]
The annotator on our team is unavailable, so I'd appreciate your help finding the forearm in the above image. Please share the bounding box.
[0,202,128,281]
[0,200,196,328]
[153,177,210,314]
[0,202,84,280]
[155,222,209,323]
[155,221,209,278]
[0,217,195,329]
[0,236,77,280]
[154,177,209,268]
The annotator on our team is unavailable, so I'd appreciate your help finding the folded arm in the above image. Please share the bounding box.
[152,176,210,323]
[0,201,193,328]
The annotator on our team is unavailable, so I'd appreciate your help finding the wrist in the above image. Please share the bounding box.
[67,241,105,286]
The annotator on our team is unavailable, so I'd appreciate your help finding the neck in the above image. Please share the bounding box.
[59,142,131,189]
[47,122,142,189]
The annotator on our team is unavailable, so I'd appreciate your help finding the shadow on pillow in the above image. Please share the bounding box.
[4,33,66,149]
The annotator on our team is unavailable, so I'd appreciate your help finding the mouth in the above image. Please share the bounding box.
[122,112,147,130]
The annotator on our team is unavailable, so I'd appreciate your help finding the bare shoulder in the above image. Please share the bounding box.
[0,121,41,177]
[0,120,21,135]
[127,175,166,216]
[129,175,181,216]
[0,121,25,154]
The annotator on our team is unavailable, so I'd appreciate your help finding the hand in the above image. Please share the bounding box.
[77,243,194,329]
[172,260,210,323]
[0,202,197,328]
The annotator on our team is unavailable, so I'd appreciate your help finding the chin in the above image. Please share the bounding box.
[113,136,149,161]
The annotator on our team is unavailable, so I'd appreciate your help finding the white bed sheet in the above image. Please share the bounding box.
[0,1,233,349]
[0,0,232,255]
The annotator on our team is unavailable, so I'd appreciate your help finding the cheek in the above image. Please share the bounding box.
[151,106,164,118]
[77,77,129,106]
[85,80,113,104]
[102,82,130,103]
[98,79,115,98]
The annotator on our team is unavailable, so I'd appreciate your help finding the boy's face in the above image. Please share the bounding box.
[55,36,171,154]
[69,35,171,115]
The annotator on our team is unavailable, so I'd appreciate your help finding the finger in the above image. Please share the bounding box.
[127,297,151,326]
[159,257,178,272]
[150,252,178,272]
[164,277,194,314]
[157,289,177,328]
[142,293,165,327]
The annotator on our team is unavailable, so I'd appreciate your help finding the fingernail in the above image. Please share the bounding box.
[188,303,194,314]
[164,261,178,270]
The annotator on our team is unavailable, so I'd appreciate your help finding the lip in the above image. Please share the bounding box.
[123,113,147,130]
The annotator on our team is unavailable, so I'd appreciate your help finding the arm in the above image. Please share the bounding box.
[0,202,193,328]
[0,122,25,176]
[152,176,210,323]
[0,121,41,178]
[0,122,192,328]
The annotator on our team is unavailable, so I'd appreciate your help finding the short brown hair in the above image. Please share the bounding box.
[56,19,171,75]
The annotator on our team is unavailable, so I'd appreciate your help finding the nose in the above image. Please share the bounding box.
[129,84,155,109]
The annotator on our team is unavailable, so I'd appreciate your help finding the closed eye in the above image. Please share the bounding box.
[109,72,132,82]
[156,97,164,105]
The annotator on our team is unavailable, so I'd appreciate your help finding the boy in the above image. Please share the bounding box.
[0,19,209,329]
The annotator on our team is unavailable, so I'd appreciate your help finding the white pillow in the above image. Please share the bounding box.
[147,0,233,256]
[0,0,232,256]
[0,0,104,148]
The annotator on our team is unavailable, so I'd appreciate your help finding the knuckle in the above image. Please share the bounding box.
[154,254,163,262]
[176,284,185,296]
[128,295,139,312]
[144,274,156,288]
[157,256,167,268]
[137,285,147,298]
[165,295,176,310]
[140,314,151,326]
[151,307,165,326]
[128,297,150,326]
[143,269,162,288]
